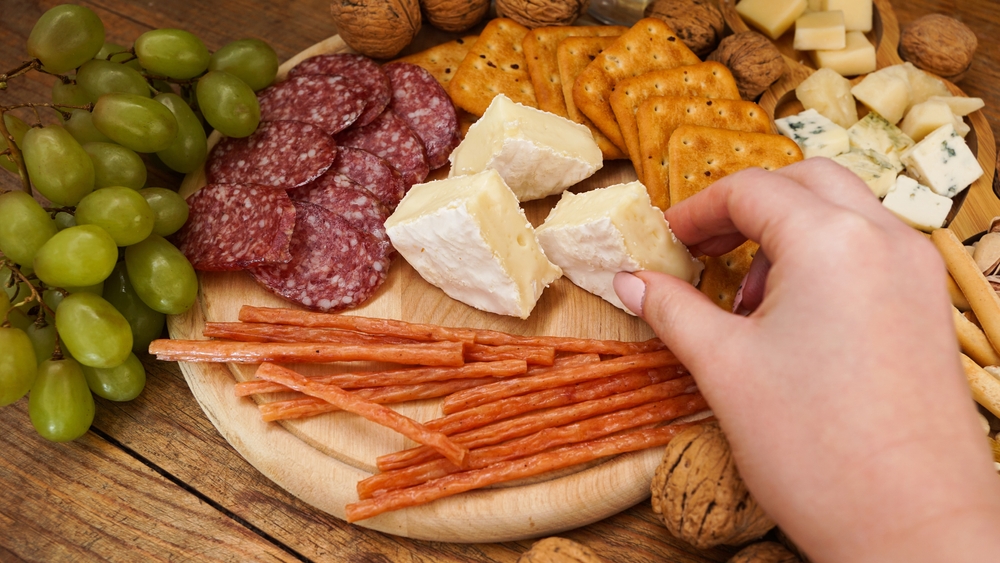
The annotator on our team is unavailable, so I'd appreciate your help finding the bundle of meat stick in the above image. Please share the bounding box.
[149,306,710,521]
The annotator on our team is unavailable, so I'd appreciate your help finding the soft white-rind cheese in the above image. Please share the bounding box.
[385,169,562,319]
[775,108,850,159]
[882,175,952,231]
[535,181,703,314]
[448,94,603,202]
[900,123,983,198]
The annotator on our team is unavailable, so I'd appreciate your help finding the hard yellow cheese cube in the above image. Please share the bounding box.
[795,11,846,50]
[736,0,808,40]
[819,0,872,32]
[810,31,875,76]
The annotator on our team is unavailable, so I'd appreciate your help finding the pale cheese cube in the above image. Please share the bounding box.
[385,169,562,319]
[882,175,952,231]
[929,95,984,117]
[831,148,898,197]
[535,182,702,314]
[952,113,971,137]
[900,124,983,198]
[851,68,911,124]
[846,112,914,171]
[811,31,876,76]
[795,67,858,128]
[900,63,951,107]
[807,0,823,10]
[899,100,955,142]
[736,0,808,40]
[449,94,603,202]
[776,109,850,159]
[819,0,872,31]
[794,11,846,50]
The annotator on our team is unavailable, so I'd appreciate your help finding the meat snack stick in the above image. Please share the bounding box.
[345,421,702,522]
[255,363,468,467]
[238,306,478,344]
[203,322,418,345]
[148,340,465,367]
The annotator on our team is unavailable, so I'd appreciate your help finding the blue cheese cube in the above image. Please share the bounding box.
[831,148,897,197]
[846,112,914,171]
[900,123,983,197]
[775,108,850,159]
[882,175,952,231]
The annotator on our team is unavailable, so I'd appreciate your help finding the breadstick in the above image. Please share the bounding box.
[960,354,1000,418]
[933,229,1000,356]
[255,363,468,467]
[238,306,478,344]
[947,274,971,312]
[148,340,465,367]
[952,307,1000,367]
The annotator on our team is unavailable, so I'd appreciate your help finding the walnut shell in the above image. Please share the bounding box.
[644,0,725,58]
[495,0,590,28]
[900,14,977,82]
[330,0,421,59]
[728,542,802,563]
[422,0,489,32]
[707,31,785,100]
[651,421,775,549]
[517,537,603,563]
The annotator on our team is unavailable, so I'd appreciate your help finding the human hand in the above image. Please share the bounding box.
[613,158,1000,562]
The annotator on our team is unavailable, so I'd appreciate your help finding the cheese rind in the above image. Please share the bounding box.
[810,31,876,76]
[385,169,562,319]
[448,94,603,202]
[819,0,872,31]
[776,108,850,159]
[736,0,808,40]
[831,148,897,197]
[794,11,846,51]
[882,175,952,231]
[846,112,914,171]
[900,123,983,198]
[535,181,702,313]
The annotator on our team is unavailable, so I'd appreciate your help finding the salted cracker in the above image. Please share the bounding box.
[637,96,771,210]
[393,35,478,88]
[610,62,740,177]
[700,241,759,312]
[557,36,627,160]
[571,18,700,152]
[448,18,536,116]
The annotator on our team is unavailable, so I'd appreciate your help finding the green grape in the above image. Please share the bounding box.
[76,59,151,102]
[25,320,57,365]
[82,352,145,401]
[42,282,103,313]
[27,5,105,74]
[33,224,118,288]
[124,235,197,315]
[74,187,154,246]
[196,70,260,138]
[154,93,207,173]
[7,308,31,331]
[0,190,59,266]
[0,327,37,406]
[64,109,114,145]
[208,39,278,92]
[94,41,141,71]
[51,80,93,108]
[92,93,179,153]
[53,211,76,230]
[151,80,176,96]
[139,187,188,237]
[0,286,9,316]
[103,262,165,354]
[29,358,95,442]
[22,125,95,206]
[55,292,132,368]
[1,113,29,173]
[82,141,147,190]
[134,29,210,80]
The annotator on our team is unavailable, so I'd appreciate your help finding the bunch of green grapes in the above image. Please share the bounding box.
[0,4,279,442]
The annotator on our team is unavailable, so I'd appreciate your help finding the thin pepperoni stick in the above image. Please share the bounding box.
[258,378,500,422]
[255,363,468,467]
[345,421,702,522]
[238,306,478,344]
[471,332,666,356]
[358,393,708,499]
[204,322,418,345]
[235,360,527,396]
[442,350,679,414]
[148,340,465,367]
[377,375,697,472]
[463,344,555,365]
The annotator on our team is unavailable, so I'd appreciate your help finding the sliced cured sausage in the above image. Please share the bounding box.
[206,120,337,189]
[382,62,460,170]
[337,110,429,187]
[287,172,390,244]
[257,74,367,135]
[288,54,390,127]
[331,147,407,209]
[174,183,296,271]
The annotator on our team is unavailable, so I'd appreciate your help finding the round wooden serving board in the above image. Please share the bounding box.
[168,35,677,542]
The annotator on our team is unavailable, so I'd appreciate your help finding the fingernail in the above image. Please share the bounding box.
[614,272,646,316]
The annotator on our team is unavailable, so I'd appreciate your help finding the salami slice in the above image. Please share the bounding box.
[174,184,296,271]
[331,147,407,209]
[249,201,391,312]
[258,74,366,135]
[337,110,429,187]
[288,54,390,127]
[206,120,337,189]
[287,171,390,244]
[382,62,460,170]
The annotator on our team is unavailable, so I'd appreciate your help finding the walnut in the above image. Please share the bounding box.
[650,421,775,549]
[517,537,603,562]
[900,14,977,83]
[422,0,489,32]
[728,542,803,563]
[707,31,785,100]
[330,0,421,59]
[644,0,725,58]
[495,0,590,28]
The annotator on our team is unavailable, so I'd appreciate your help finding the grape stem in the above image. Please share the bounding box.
[2,261,62,360]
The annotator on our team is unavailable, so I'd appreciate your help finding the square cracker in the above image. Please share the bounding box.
[572,18,700,152]
[557,36,627,160]
[448,18,536,116]
[393,35,478,88]
[610,62,740,178]
[637,96,771,210]
[667,125,803,205]
[522,25,625,118]
[700,241,758,312]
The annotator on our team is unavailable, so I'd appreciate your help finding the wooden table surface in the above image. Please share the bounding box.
[1,1,998,561]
